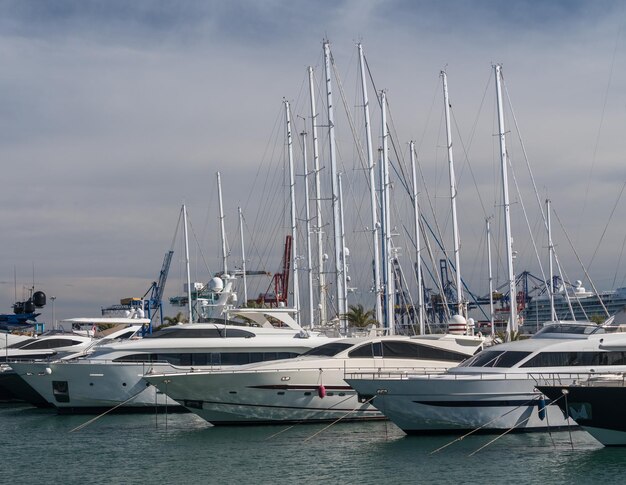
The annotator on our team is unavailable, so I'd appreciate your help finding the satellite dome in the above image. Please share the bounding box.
[209,277,224,292]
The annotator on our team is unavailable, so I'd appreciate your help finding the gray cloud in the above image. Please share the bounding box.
[1,0,625,322]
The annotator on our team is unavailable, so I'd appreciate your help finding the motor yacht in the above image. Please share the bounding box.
[0,317,145,404]
[11,308,334,413]
[143,333,484,425]
[345,322,626,434]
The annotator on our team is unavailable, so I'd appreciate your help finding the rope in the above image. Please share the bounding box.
[431,395,542,454]
[263,394,358,441]
[564,390,574,450]
[303,395,377,442]
[467,392,568,456]
[69,388,146,433]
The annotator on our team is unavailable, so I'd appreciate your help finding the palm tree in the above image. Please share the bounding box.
[161,311,188,328]
[341,304,378,328]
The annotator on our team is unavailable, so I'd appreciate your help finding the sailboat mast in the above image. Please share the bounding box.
[308,66,327,326]
[301,128,315,327]
[182,204,193,324]
[494,64,518,335]
[358,43,382,326]
[381,90,394,334]
[486,217,495,337]
[238,207,248,305]
[216,172,228,275]
[546,198,556,321]
[284,99,300,325]
[441,70,463,315]
[323,40,347,325]
[410,141,424,334]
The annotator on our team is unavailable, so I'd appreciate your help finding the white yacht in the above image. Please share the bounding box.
[345,322,626,434]
[1,318,145,404]
[11,309,334,413]
[143,334,484,425]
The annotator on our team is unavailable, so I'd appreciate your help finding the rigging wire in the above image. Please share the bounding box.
[587,180,626,269]
[580,18,625,230]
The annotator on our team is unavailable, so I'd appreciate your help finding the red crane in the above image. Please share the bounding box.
[257,235,292,307]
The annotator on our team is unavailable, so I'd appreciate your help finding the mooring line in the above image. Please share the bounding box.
[303,395,377,442]
[69,389,145,433]
[430,396,541,455]
[264,394,359,441]
[467,393,568,456]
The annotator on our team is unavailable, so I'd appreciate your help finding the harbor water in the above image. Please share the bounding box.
[2,404,625,484]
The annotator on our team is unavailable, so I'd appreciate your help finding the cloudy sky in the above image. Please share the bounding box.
[1,0,626,324]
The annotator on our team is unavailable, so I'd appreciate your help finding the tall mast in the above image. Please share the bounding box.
[308,66,327,325]
[358,42,382,325]
[301,128,315,327]
[546,198,556,321]
[410,141,424,334]
[338,171,349,330]
[381,90,394,334]
[182,204,193,324]
[323,40,346,324]
[486,217,495,337]
[216,172,228,275]
[284,99,300,325]
[238,207,248,305]
[494,64,517,336]
[441,70,463,315]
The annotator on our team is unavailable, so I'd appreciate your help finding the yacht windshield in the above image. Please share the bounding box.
[533,323,603,338]
[300,342,353,357]
[458,350,531,368]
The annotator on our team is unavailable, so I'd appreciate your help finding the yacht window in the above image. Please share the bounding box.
[377,341,471,362]
[485,351,532,367]
[113,330,137,340]
[604,351,626,365]
[113,351,299,365]
[300,342,353,357]
[147,328,255,339]
[0,353,56,363]
[533,324,603,337]
[18,338,83,350]
[348,342,383,358]
[6,338,37,349]
[347,341,469,361]
[521,351,608,367]
[458,350,505,367]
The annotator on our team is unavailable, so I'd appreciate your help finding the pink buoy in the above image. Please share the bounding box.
[317,384,326,398]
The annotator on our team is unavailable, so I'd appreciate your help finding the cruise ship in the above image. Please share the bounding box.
[521,282,626,329]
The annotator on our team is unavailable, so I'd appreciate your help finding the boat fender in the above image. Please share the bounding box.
[317,384,326,398]
[538,398,546,421]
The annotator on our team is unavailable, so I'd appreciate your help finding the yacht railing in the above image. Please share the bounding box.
[531,371,626,388]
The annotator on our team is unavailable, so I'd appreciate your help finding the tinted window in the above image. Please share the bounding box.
[20,339,83,350]
[346,341,471,362]
[520,351,626,367]
[458,350,505,367]
[148,328,255,339]
[113,351,299,365]
[300,342,353,357]
[381,341,472,362]
[348,342,383,358]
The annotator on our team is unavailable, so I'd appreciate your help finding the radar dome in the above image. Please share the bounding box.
[209,277,224,292]
[33,291,46,307]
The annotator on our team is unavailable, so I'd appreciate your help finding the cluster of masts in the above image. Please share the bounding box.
[172,42,548,341]
[273,42,519,338]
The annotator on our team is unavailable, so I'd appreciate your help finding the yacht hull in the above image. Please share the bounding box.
[11,361,181,412]
[145,366,384,424]
[346,373,571,434]
[538,385,626,446]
